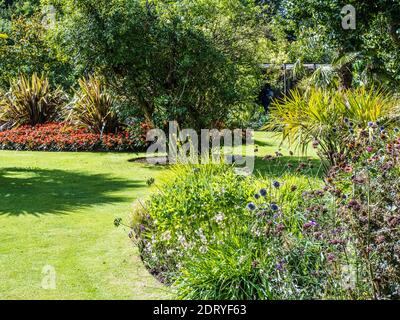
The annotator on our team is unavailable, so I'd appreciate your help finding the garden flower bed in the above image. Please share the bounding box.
[128,124,400,300]
[0,122,147,152]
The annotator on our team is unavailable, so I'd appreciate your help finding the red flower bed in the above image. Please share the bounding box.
[0,122,147,152]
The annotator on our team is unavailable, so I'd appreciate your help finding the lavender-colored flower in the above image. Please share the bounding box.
[272,180,281,188]
[260,188,267,197]
[247,202,256,211]
[270,203,279,211]
[303,220,318,230]
[275,259,285,271]
[368,121,374,127]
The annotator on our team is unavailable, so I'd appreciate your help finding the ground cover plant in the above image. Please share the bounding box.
[0,122,146,151]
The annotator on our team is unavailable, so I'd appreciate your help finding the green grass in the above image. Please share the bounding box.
[0,151,169,300]
[0,132,321,300]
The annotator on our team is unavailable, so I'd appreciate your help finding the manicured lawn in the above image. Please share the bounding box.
[0,151,169,299]
[0,132,319,300]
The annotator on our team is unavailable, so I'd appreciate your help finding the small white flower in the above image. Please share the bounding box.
[199,246,208,254]
[161,231,171,241]
[215,212,225,223]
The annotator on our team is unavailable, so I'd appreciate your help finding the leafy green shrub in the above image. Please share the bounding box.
[267,87,398,167]
[131,163,337,299]
[69,75,121,134]
[0,14,72,90]
[52,0,264,130]
[0,73,66,128]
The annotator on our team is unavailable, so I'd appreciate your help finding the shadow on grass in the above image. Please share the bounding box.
[254,138,275,147]
[0,167,143,216]
[254,156,324,178]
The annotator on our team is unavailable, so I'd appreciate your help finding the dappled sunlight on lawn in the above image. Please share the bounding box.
[0,167,143,216]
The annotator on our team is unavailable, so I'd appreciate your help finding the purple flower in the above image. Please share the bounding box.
[254,193,260,199]
[247,202,256,211]
[303,220,318,230]
[260,188,267,197]
[275,259,285,271]
[368,121,374,127]
[270,203,279,211]
[272,180,281,189]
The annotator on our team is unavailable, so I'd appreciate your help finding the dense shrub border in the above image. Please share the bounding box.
[128,123,400,299]
[0,122,148,152]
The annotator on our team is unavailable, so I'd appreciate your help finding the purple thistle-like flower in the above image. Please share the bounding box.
[272,180,281,188]
[275,259,285,271]
[270,203,279,211]
[247,202,256,211]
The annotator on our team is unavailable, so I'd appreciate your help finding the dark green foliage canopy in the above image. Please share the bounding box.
[50,0,264,129]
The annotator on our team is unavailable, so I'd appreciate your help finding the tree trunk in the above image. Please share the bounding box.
[338,62,353,90]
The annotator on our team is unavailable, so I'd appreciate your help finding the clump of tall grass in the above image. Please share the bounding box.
[266,87,398,167]
[68,75,121,134]
[0,73,66,128]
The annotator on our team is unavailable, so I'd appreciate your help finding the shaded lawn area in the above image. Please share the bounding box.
[0,151,169,300]
[0,132,321,300]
